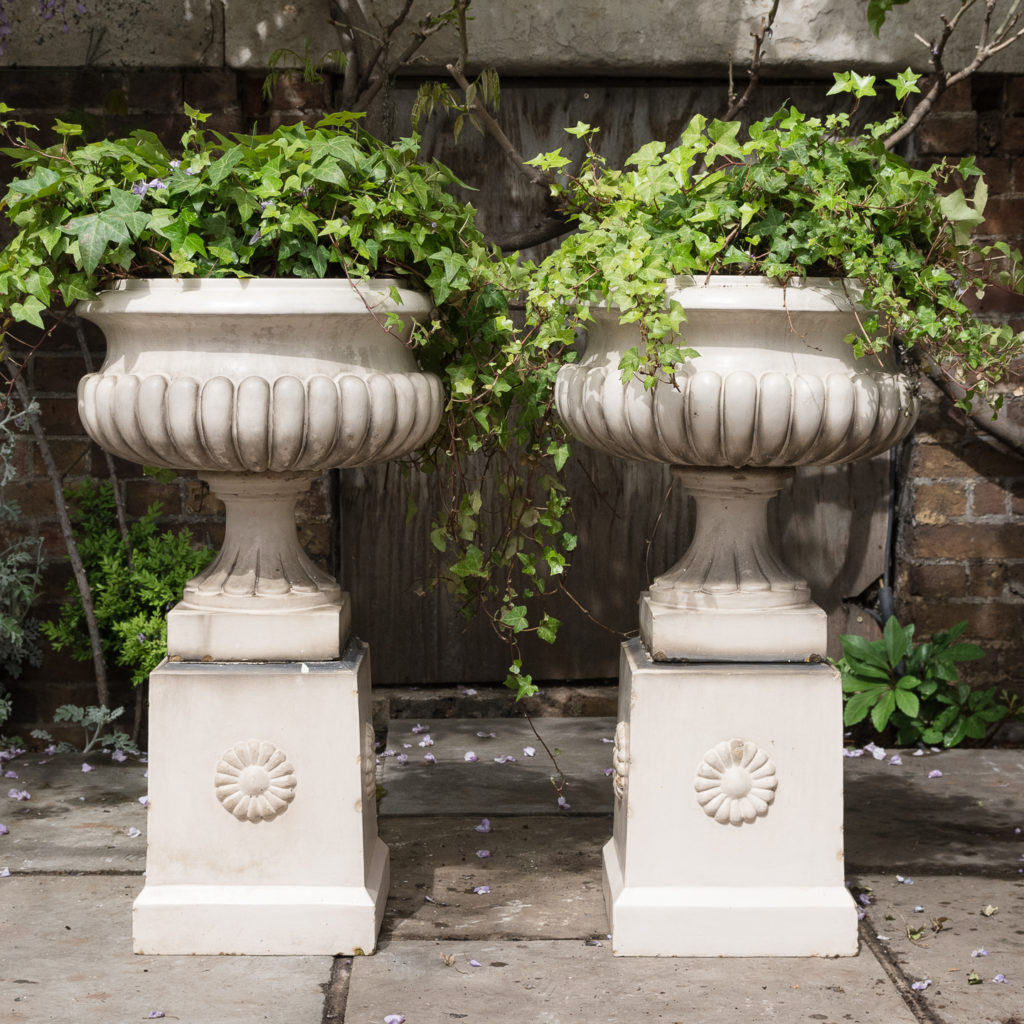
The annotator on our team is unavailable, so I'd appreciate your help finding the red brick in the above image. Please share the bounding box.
[972,481,1009,516]
[908,522,1024,559]
[125,480,181,518]
[968,560,1006,596]
[35,397,85,436]
[184,71,240,114]
[1006,77,1024,116]
[980,193,1024,238]
[916,112,977,156]
[1003,116,1024,155]
[935,79,974,113]
[0,478,60,518]
[906,562,968,596]
[912,440,1017,480]
[905,599,1022,642]
[975,156,1013,196]
[29,353,90,395]
[914,481,967,522]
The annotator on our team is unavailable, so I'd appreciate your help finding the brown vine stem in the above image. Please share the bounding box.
[5,355,110,709]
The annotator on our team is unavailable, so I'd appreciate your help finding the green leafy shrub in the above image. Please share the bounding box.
[835,616,1020,747]
[30,703,138,755]
[41,480,214,686]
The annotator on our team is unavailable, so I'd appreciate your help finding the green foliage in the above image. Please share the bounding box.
[835,617,1020,747]
[866,0,912,36]
[525,93,1023,409]
[30,704,138,755]
[41,480,214,686]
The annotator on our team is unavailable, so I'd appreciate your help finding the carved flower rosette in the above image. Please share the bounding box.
[215,740,297,823]
[694,738,778,826]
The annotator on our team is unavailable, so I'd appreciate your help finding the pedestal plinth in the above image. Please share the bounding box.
[604,639,858,957]
[133,642,387,955]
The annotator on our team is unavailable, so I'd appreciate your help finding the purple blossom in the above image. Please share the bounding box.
[972,947,990,957]
[411,723,428,734]
[475,849,490,859]
[896,875,914,885]
[857,893,872,906]
[476,731,496,739]
[460,687,477,696]
[464,751,478,763]
[147,1014,166,1020]
[494,754,517,764]
[136,633,146,643]
[557,795,571,811]
[423,753,436,764]
[138,796,149,807]
[928,769,942,779]
[603,767,614,777]
[396,754,409,765]
[888,754,903,766]
[843,748,864,757]
[993,974,1008,983]
[111,750,127,763]
[7,788,29,801]
[472,885,490,895]
[81,763,93,773]
[169,159,181,169]
[418,735,434,748]
[523,746,536,757]
[0,867,9,877]
[3,771,16,779]
[474,818,491,833]
[0,824,8,835]
[911,979,931,991]
[384,1015,406,1024]
[469,959,482,967]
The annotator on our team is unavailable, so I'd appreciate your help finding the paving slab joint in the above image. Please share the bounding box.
[858,918,946,1024]
[321,954,352,1023]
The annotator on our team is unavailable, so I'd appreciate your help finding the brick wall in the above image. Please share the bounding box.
[897,75,1024,691]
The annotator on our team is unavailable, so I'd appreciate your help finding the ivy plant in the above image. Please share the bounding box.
[835,616,1020,747]
[525,77,1023,409]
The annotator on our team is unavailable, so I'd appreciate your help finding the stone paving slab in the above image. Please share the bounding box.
[0,875,331,1024]
[1,753,148,873]
[844,748,1024,876]
[345,938,921,1024]
[379,717,617,817]
[855,874,1024,1024]
[381,816,609,941]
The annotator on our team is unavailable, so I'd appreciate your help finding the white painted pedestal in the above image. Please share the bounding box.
[604,639,858,957]
[133,642,387,955]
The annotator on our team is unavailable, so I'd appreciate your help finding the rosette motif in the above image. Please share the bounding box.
[214,740,298,823]
[694,738,778,826]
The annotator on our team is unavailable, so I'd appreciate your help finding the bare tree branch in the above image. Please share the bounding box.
[723,0,781,121]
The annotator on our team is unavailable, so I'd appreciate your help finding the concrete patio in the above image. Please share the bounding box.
[2,713,1022,1023]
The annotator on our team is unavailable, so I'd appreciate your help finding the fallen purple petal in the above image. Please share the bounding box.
[993,974,1008,983]
[911,979,931,991]
[147,1014,166,1020]
[844,748,864,757]
[472,885,490,894]
[972,947,990,957]
[0,867,9,877]
[476,731,496,739]
[888,754,903,766]
[81,763,94,773]
[7,789,29,801]
[402,743,412,749]
[914,905,924,913]
[423,753,437,764]
[857,893,872,906]
[474,818,492,833]
[411,723,428,734]
[557,795,571,810]
[523,746,536,757]
[856,906,866,920]
[396,754,409,765]
[928,769,942,778]
[603,767,614,777]
[460,688,477,696]
[126,827,142,838]
[475,849,490,858]
[111,750,128,763]
[601,737,613,744]
[464,751,478,763]
[0,824,8,835]
[896,875,914,885]
[3,770,16,778]
[469,959,482,967]
[864,742,886,761]
[494,754,517,764]
[384,1015,406,1024]
[912,748,925,756]
[139,796,149,807]
[418,736,434,747]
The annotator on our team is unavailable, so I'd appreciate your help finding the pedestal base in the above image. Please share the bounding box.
[605,639,858,957]
[166,596,352,662]
[133,643,387,955]
[639,597,827,662]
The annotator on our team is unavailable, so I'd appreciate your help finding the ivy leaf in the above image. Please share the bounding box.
[63,211,131,274]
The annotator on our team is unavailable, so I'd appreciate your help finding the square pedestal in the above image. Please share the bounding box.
[639,595,828,662]
[133,642,388,955]
[605,639,858,957]
[166,595,352,662]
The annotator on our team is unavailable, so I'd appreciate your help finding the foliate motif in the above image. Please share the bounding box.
[362,721,377,808]
[694,739,777,826]
[612,721,628,801]
[215,740,297,823]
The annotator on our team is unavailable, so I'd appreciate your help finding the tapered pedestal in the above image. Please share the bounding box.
[133,643,387,955]
[604,639,858,957]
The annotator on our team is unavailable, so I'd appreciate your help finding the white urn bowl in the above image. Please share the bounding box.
[77,278,441,660]
[555,276,920,660]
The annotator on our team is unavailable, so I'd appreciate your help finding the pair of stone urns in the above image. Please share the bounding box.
[76,275,917,957]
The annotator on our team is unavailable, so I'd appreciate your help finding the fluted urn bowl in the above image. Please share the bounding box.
[555,276,920,661]
[77,278,441,660]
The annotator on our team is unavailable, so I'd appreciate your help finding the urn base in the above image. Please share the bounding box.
[639,597,827,662]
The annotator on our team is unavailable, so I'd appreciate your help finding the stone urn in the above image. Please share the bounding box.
[555,276,920,661]
[77,277,441,661]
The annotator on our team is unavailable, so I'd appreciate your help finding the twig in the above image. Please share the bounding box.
[723,0,781,121]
